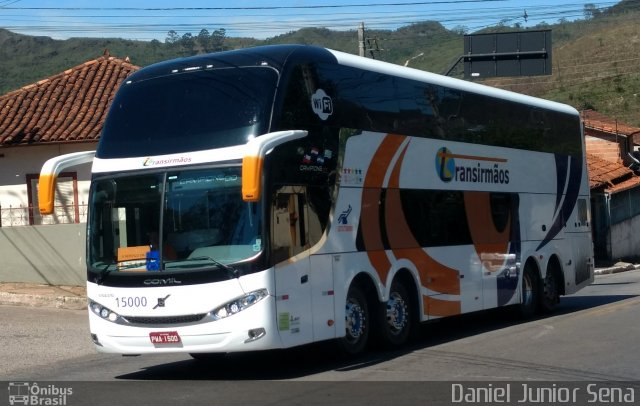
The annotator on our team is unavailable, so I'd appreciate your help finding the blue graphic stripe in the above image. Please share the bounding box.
[536,154,583,251]
[554,154,569,216]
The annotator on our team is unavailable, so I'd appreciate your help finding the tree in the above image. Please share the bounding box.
[165,30,180,45]
[181,33,195,55]
[584,3,601,19]
[211,28,226,52]
[451,25,468,35]
[197,29,211,53]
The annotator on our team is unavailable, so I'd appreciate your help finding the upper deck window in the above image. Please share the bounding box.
[98,67,278,158]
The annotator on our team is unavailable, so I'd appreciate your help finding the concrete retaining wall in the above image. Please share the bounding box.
[610,215,640,260]
[0,224,85,286]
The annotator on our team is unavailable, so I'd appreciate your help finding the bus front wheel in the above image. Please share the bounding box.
[337,285,370,356]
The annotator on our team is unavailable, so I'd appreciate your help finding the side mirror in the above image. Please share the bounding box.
[39,151,95,214]
[242,130,308,202]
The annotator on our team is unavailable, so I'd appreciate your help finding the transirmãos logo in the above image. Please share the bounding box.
[435,147,510,185]
[435,147,456,182]
[143,156,192,167]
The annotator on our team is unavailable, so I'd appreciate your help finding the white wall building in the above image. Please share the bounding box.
[0,52,138,227]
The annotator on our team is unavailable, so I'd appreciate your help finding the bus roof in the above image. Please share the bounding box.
[126,44,578,118]
[328,49,578,117]
[124,44,334,83]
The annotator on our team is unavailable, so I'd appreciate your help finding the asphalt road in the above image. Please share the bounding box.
[2,270,639,405]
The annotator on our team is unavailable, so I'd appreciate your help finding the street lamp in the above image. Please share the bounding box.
[404,52,424,67]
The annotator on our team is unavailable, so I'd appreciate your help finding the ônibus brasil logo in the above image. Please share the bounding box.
[435,147,510,185]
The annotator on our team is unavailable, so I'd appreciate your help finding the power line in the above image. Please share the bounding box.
[0,2,621,32]
[0,6,618,37]
[0,1,512,11]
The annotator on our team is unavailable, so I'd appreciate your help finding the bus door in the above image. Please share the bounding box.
[271,186,333,346]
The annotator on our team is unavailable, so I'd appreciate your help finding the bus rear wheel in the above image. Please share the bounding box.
[539,267,560,313]
[337,285,369,356]
[378,280,412,347]
[518,264,538,318]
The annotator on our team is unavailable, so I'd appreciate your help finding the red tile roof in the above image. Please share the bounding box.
[582,111,640,193]
[0,53,139,147]
[586,153,640,192]
[582,109,640,137]
[606,176,640,194]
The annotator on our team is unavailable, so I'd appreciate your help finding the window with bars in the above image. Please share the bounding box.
[26,172,80,225]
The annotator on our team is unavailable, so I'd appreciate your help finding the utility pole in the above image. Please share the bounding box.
[358,22,365,57]
[357,22,383,59]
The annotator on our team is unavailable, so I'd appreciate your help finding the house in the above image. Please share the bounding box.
[0,51,138,226]
[583,110,640,261]
[0,52,138,285]
[583,109,640,166]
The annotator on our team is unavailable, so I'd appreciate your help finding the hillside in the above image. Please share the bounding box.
[0,22,459,95]
[0,29,195,94]
[1,0,639,126]
[483,7,640,126]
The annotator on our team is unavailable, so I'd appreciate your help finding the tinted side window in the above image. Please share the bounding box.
[399,189,473,247]
[281,62,582,156]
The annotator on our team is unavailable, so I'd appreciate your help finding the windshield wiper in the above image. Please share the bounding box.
[95,256,240,283]
[96,263,112,285]
[96,261,154,284]
[187,256,240,278]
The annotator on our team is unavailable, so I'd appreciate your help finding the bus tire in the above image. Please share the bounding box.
[518,264,538,318]
[377,280,412,347]
[337,284,370,356]
[539,266,560,313]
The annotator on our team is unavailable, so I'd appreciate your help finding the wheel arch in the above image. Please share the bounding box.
[524,255,542,277]
[350,271,380,310]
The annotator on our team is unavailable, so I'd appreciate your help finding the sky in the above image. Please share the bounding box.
[0,0,620,41]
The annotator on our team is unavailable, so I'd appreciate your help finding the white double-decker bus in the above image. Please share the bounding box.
[39,45,593,356]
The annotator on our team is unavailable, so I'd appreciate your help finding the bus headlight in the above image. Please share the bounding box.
[89,300,121,323]
[211,289,268,320]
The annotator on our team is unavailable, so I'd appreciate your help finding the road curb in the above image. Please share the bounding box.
[594,263,640,275]
[0,291,86,310]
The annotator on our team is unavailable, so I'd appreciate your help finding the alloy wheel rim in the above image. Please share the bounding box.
[386,291,408,334]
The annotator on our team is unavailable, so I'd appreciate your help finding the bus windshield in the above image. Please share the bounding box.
[88,167,263,275]
[97,66,278,158]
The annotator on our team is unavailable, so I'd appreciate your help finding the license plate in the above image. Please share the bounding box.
[149,331,181,344]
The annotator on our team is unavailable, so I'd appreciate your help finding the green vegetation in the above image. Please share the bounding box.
[1,0,639,125]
